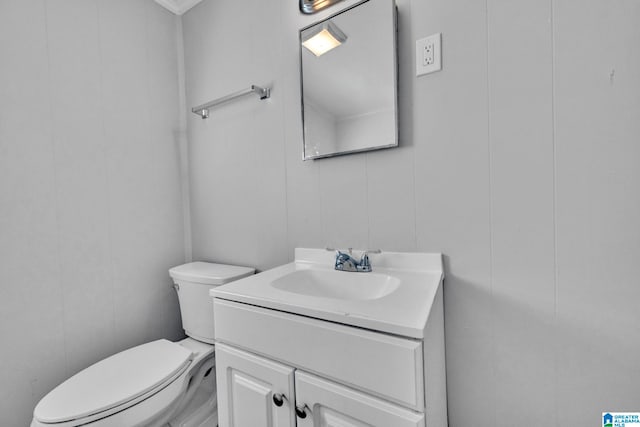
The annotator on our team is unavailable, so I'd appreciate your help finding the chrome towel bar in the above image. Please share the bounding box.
[191,85,271,119]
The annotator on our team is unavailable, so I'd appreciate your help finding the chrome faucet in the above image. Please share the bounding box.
[333,249,381,273]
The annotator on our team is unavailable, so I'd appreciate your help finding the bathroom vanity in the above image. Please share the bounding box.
[210,248,447,427]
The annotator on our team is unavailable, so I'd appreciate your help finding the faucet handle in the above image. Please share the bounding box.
[360,249,381,260]
[327,247,355,256]
[358,249,381,272]
[360,253,371,268]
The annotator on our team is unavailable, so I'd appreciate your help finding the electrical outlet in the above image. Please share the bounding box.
[416,33,442,76]
[424,41,434,66]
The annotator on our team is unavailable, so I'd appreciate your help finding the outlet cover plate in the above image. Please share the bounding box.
[416,33,442,76]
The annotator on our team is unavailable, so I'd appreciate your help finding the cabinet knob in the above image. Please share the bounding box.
[295,404,310,419]
[272,393,286,407]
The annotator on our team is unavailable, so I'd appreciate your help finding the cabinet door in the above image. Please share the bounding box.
[294,371,425,427]
[216,343,296,427]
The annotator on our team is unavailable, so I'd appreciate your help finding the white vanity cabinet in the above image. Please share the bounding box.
[216,343,424,427]
[211,248,447,427]
[213,298,445,427]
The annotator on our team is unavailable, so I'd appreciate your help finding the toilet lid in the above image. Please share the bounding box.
[34,339,193,424]
[169,262,255,285]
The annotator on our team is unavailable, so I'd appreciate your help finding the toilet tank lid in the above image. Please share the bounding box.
[169,261,255,285]
[34,339,192,424]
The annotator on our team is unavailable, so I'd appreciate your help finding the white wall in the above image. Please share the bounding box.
[183,0,640,425]
[0,1,186,424]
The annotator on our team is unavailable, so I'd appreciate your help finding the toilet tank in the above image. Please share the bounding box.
[169,262,255,344]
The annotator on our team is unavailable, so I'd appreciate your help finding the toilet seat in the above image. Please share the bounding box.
[33,339,193,426]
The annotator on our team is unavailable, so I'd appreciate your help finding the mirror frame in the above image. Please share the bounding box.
[299,0,398,160]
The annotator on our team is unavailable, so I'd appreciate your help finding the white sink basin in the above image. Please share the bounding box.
[270,269,400,301]
[210,248,444,338]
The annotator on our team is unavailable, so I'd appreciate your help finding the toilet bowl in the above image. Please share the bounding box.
[31,262,254,427]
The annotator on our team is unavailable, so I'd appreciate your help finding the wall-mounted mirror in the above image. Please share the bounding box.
[300,0,398,160]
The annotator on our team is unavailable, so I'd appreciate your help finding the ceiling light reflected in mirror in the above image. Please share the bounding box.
[302,22,347,57]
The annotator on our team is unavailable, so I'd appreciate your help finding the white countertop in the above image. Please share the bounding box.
[210,248,444,339]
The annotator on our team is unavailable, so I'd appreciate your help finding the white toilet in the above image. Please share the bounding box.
[31,262,254,427]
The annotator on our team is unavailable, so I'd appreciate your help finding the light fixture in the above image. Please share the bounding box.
[301,21,347,57]
[300,0,346,14]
